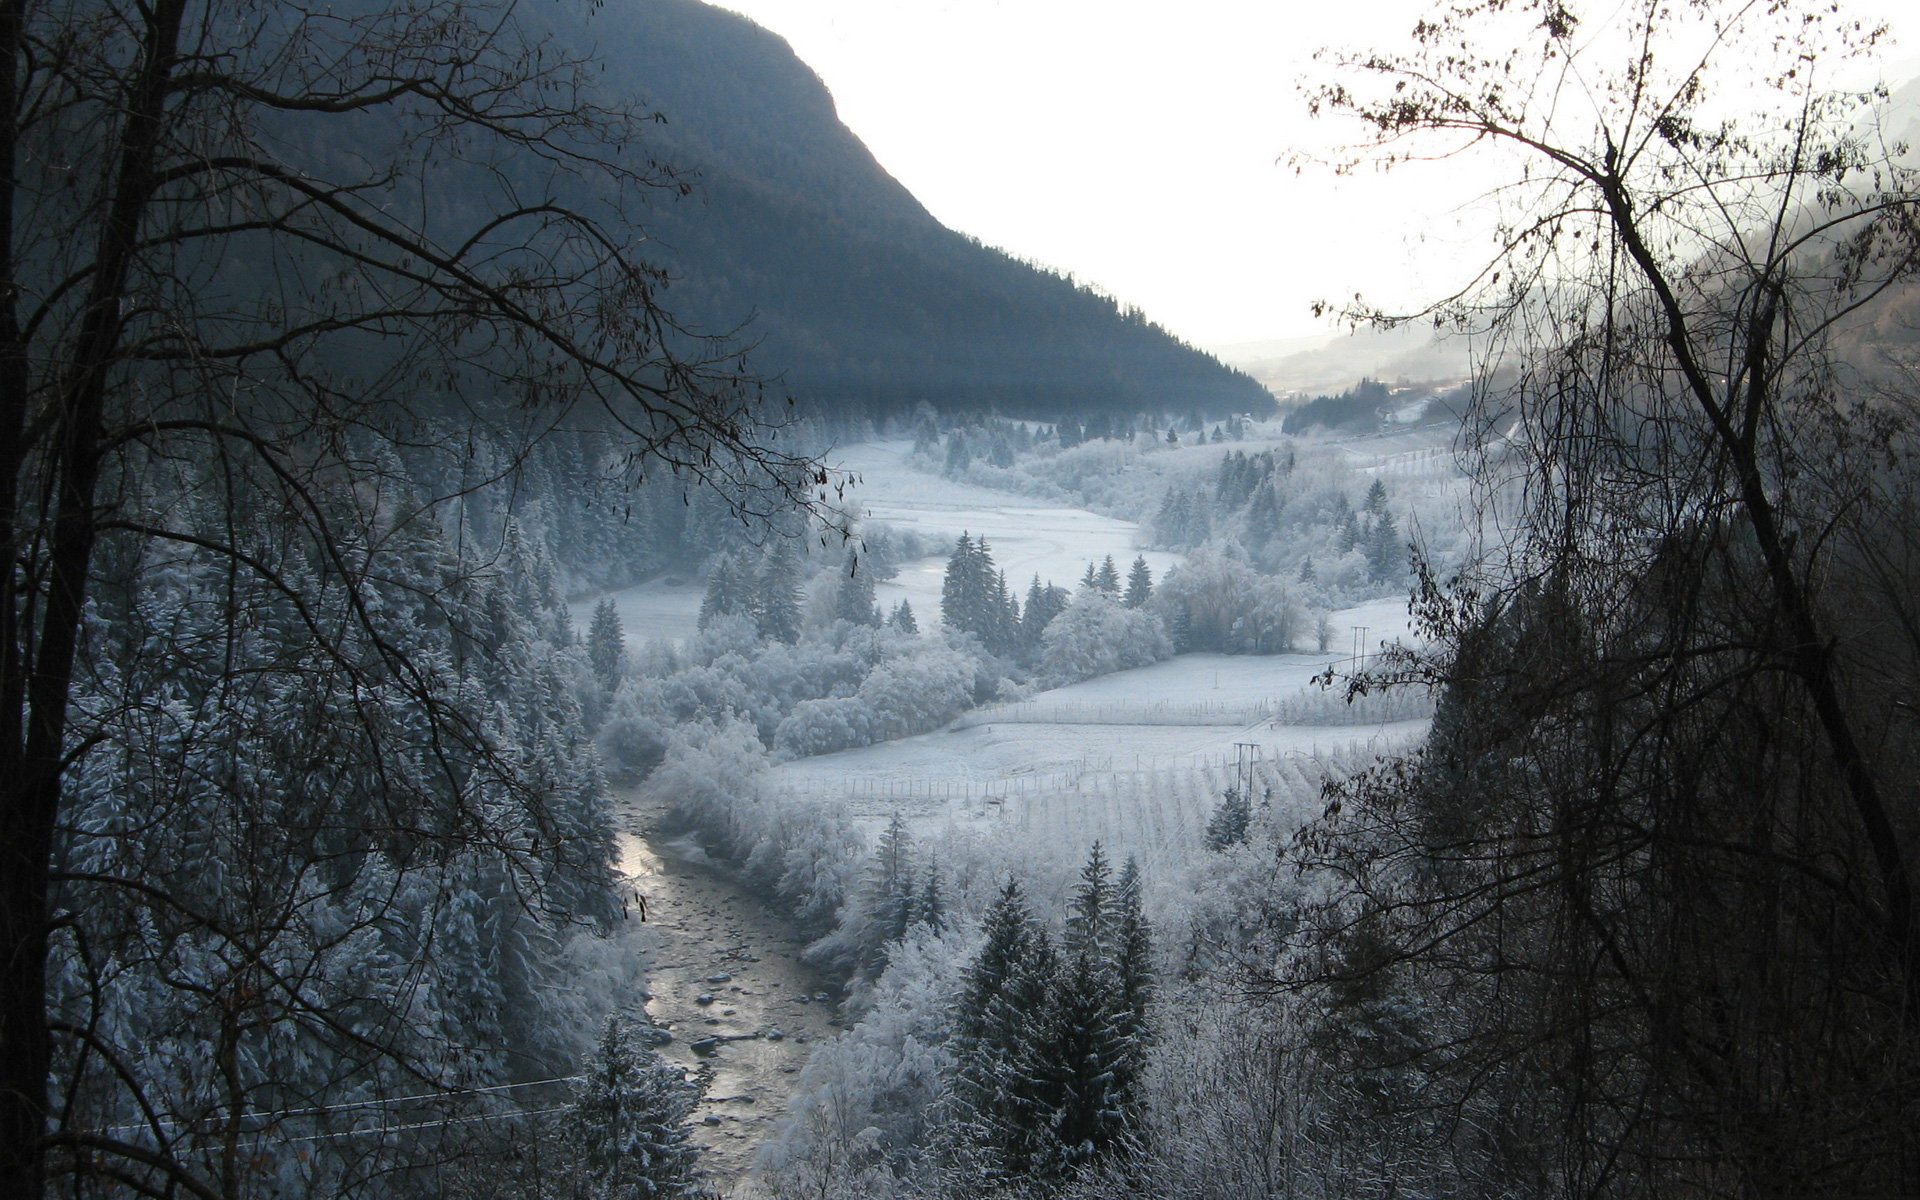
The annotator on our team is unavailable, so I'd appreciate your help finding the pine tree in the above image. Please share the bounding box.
[942,533,980,633]
[949,879,1063,1181]
[1093,555,1121,596]
[1123,556,1153,608]
[566,1017,705,1198]
[912,865,946,934]
[698,552,750,628]
[1366,507,1403,583]
[865,814,918,968]
[1364,477,1390,515]
[1206,788,1253,851]
[588,598,625,689]
[889,599,919,634]
[1108,858,1154,1113]
[990,569,1020,655]
[1022,576,1069,651]
[833,551,881,626]
[941,534,1013,651]
[1045,844,1134,1171]
[756,545,804,644]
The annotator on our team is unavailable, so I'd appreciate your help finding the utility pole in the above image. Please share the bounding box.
[1235,742,1259,805]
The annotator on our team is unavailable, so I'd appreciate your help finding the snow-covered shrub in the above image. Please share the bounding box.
[1037,593,1172,687]
[857,648,974,739]
[776,695,877,757]
[762,927,967,1189]
[1151,548,1301,653]
[641,717,769,843]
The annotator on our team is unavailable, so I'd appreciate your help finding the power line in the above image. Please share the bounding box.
[98,1075,584,1136]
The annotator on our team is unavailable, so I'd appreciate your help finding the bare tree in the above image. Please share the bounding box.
[0,1,836,1195]
[1264,0,1920,1192]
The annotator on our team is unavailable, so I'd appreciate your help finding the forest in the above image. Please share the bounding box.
[7,0,1920,1198]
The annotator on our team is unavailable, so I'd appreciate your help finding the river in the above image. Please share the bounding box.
[614,789,839,1194]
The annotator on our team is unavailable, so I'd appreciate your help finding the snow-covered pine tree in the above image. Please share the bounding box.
[698,552,750,628]
[862,815,919,973]
[1093,555,1122,595]
[756,545,804,644]
[834,550,882,626]
[1366,507,1402,584]
[565,1017,706,1198]
[1022,576,1069,653]
[1124,556,1153,608]
[912,865,946,934]
[947,879,1064,1182]
[1206,788,1253,851]
[1043,848,1134,1173]
[941,533,981,633]
[1109,857,1154,1097]
[589,598,626,689]
[889,599,919,634]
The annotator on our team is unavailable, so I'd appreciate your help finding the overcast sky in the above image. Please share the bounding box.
[712,0,1920,351]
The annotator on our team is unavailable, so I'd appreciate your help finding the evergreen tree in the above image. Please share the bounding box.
[941,533,1015,653]
[833,551,882,626]
[756,545,804,644]
[1366,507,1403,583]
[1093,555,1121,595]
[1364,477,1390,515]
[1205,787,1253,851]
[912,864,946,934]
[863,815,918,971]
[949,879,1063,1182]
[942,533,982,633]
[588,598,625,689]
[944,432,973,474]
[566,1017,706,1198]
[1123,556,1153,608]
[990,569,1020,655]
[1110,857,1154,1068]
[698,552,751,628]
[1339,508,1362,554]
[1043,844,1138,1171]
[889,599,919,634]
[1022,576,1070,651]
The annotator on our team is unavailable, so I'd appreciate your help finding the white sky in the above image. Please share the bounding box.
[710,0,1920,349]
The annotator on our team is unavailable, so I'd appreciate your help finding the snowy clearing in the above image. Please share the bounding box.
[826,440,1181,627]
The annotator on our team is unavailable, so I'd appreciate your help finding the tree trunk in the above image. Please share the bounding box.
[0,2,185,1193]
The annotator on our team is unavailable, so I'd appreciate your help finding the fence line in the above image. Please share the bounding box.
[951,699,1274,729]
[945,672,1432,732]
[759,743,1416,809]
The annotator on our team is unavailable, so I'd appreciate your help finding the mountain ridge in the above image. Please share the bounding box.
[545,0,1272,421]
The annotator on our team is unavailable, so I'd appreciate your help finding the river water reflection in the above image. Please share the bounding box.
[614,797,840,1194]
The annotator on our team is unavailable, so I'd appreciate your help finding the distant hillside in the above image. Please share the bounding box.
[543,0,1270,421]
[1222,324,1474,398]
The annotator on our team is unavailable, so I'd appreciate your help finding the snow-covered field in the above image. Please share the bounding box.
[827,440,1183,629]
[588,437,1442,873]
[763,599,1427,872]
[576,439,1180,643]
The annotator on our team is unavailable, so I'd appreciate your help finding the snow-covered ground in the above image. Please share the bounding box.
[572,573,708,645]
[826,440,1181,627]
[574,439,1180,643]
[762,595,1426,861]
